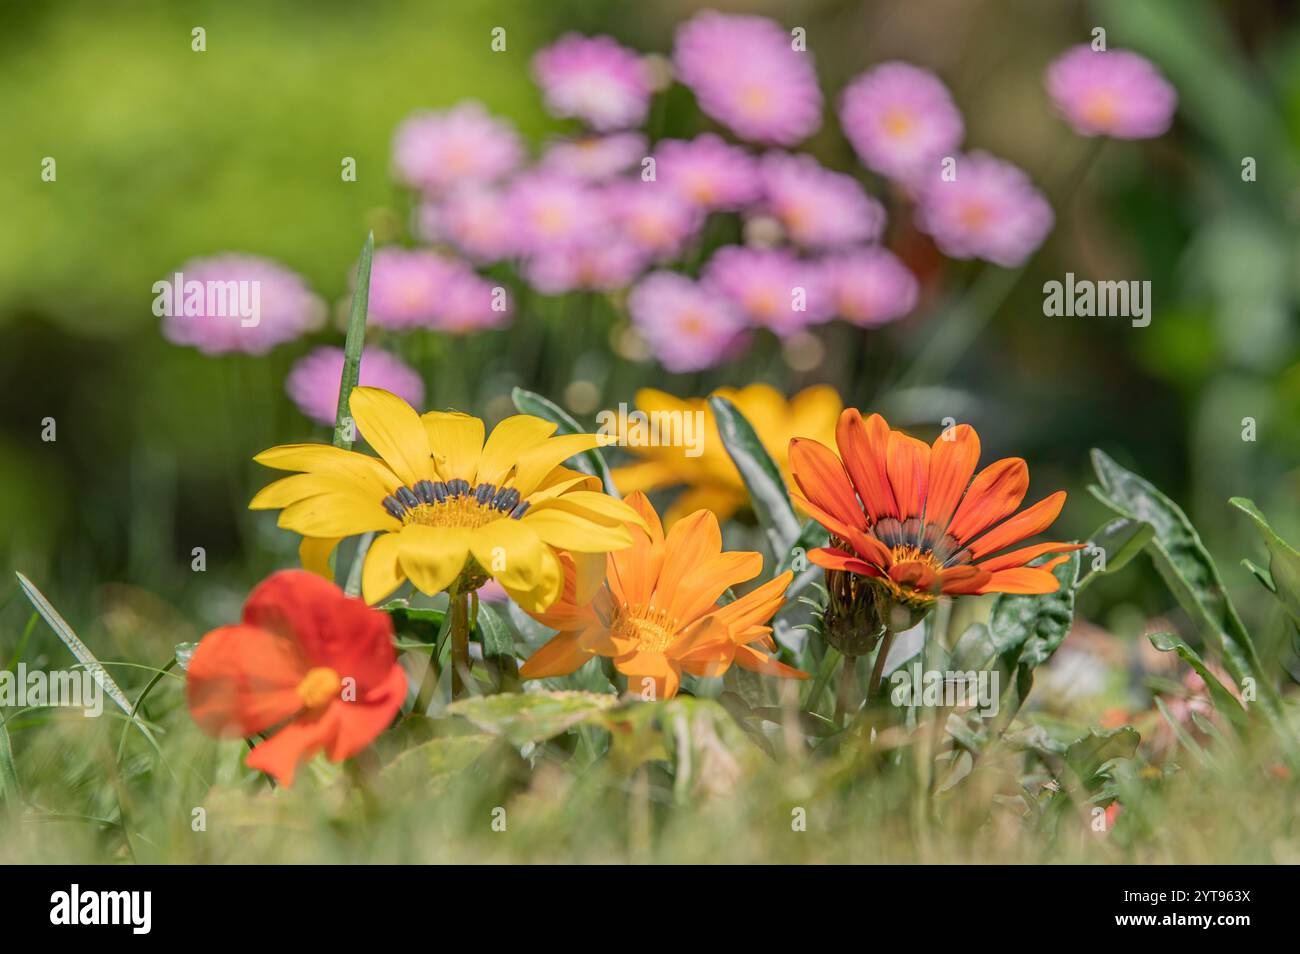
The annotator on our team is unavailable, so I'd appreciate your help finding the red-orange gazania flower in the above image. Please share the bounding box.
[789,410,1083,607]
[519,491,807,699]
[187,570,408,786]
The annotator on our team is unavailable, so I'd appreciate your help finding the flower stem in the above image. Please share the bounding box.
[866,628,896,703]
[449,586,472,700]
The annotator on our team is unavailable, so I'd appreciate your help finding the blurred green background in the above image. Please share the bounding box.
[1,0,1298,681]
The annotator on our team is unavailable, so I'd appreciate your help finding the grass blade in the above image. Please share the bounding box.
[334,231,374,451]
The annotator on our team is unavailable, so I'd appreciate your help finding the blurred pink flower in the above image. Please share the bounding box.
[1045,45,1177,139]
[539,132,647,181]
[914,152,1054,267]
[607,180,704,262]
[523,237,647,295]
[654,134,762,210]
[839,62,964,182]
[476,579,509,603]
[821,247,919,327]
[436,270,511,333]
[627,271,748,372]
[703,246,830,336]
[392,102,524,194]
[365,247,464,331]
[286,346,425,426]
[673,11,822,145]
[532,33,653,130]
[417,186,517,264]
[758,152,885,249]
[507,172,605,253]
[159,254,324,356]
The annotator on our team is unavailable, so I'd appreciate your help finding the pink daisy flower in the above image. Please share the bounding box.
[627,271,748,372]
[392,102,524,194]
[606,180,704,262]
[654,134,762,211]
[506,172,606,254]
[703,246,831,336]
[159,254,324,356]
[365,247,464,331]
[435,270,512,333]
[532,33,653,131]
[523,236,647,295]
[758,152,885,249]
[673,11,823,146]
[1045,45,1177,139]
[821,247,919,327]
[539,132,647,181]
[914,152,1054,268]
[839,62,965,183]
[417,186,517,264]
[286,346,425,426]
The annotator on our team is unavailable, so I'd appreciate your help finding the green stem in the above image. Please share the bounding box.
[449,587,472,700]
[866,629,896,703]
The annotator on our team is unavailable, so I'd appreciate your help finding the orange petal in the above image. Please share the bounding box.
[885,431,930,522]
[976,566,1064,595]
[652,509,723,608]
[808,547,884,577]
[946,458,1029,545]
[889,561,938,593]
[966,491,1068,560]
[186,624,306,738]
[245,706,341,787]
[667,550,763,624]
[789,437,866,530]
[835,409,898,521]
[937,565,991,595]
[520,630,593,679]
[709,571,793,639]
[615,651,681,700]
[976,539,1085,573]
[790,492,892,566]
[325,664,408,762]
[925,424,980,530]
[733,644,809,680]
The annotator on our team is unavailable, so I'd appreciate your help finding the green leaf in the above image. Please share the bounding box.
[1065,726,1140,790]
[1075,516,1155,590]
[477,601,520,693]
[0,717,20,808]
[991,551,1081,671]
[447,691,618,746]
[1230,497,1300,622]
[384,603,447,643]
[381,734,496,782]
[708,395,801,557]
[776,519,830,598]
[511,387,618,496]
[1146,631,1247,728]
[333,231,373,451]
[1090,450,1274,713]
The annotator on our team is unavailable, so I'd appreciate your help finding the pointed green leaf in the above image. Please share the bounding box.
[1147,630,1247,728]
[1075,516,1155,590]
[708,395,801,557]
[334,231,373,451]
[1230,497,1300,622]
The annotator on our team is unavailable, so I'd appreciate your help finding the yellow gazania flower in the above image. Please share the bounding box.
[611,383,841,526]
[250,387,644,612]
[520,491,807,700]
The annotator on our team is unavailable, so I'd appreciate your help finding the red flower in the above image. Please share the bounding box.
[187,570,407,786]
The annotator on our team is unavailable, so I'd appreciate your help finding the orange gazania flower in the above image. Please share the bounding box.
[789,411,1083,607]
[519,491,807,699]
[186,570,407,786]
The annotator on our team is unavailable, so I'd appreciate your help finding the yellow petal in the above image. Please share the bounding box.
[349,387,433,487]
[298,536,341,580]
[397,525,471,596]
[250,473,371,511]
[503,545,564,613]
[469,519,546,593]
[278,494,399,537]
[527,490,648,531]
[570,551,608,607]
[521,508,633,552]
[477,415,557,487]
[527,469,600,503]
[423,411,484,483]
[362,531,406,604]
[254,443,399,496]
[609,459,678,495]
[512,433,605,499]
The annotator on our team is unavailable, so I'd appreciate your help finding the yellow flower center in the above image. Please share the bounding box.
[611,603,681,654]
[297,667,341,709]
[382,479,528,528]
[883,108,914,139]
[1081,91,1118,129]
[889,544,944,573]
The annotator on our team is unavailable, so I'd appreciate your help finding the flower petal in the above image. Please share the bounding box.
[975,538,1084,573]
[477,415,558,486]
[422,411,484,483]
[361,531,406,604]
[835,409,898,521]
[521,508,633,552]
[925,424,980,531]
[966,491,1069,560]
[520,630,593,679]
[946,457,1029,545]
[976,566,1063,595]
[885,431,930,522]
[349,387,434,487]
[789,437,865,530]
[398,525,471,595]
[187,623,305,738]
